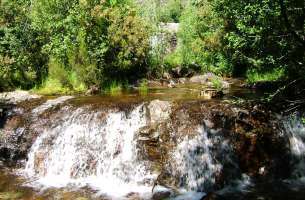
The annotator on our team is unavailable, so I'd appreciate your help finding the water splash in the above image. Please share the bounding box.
[23,104,157,198]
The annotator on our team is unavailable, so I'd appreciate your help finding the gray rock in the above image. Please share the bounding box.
[168,80,176,88]
[85,85,100,95]
[147,100,172,124]
[189,75,209,84]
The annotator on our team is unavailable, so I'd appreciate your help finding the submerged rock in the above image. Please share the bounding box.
[147,80,163,88]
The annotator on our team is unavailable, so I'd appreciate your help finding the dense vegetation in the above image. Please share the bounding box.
[0,0,304,93]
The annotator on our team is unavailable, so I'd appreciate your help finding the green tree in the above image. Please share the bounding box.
[213,0,304,79]
[0,0,47,91]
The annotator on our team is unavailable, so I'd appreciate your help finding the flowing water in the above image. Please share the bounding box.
[1,87,305,199]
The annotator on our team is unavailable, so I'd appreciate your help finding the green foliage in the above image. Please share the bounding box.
[103,5,151,81]
[35,57,86,94]
[140,0,184,23]
[0,0,47,91]
[164,51,183,69]
[159,0,184,23]
[1,0,304,93]
[26,0,151,93]
[177,0,231,75]
[246,68,285,84]
[213,0,305,78]
[302,117,305,125]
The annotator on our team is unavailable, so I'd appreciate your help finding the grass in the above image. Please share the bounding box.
[104,81,123,96]
[139,79,148,95]
[33,78,71,95]
[246,68,285,84]
[32,77,86,95]
[211,76,223,91]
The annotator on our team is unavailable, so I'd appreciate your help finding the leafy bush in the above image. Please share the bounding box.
[177,0,231,75]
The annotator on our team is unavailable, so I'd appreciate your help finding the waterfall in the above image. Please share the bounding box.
[23,104,157,198]
[19,98,243,199]
[284,115,305,180]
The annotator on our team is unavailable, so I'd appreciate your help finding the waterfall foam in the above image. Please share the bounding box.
[23,104,158,198]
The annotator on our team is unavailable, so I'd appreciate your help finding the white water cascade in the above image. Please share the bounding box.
[284,115,305,180]
[172,127,222,192]
[20,99,240,200]
[169,125,242,197]
[23,104,158,199]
